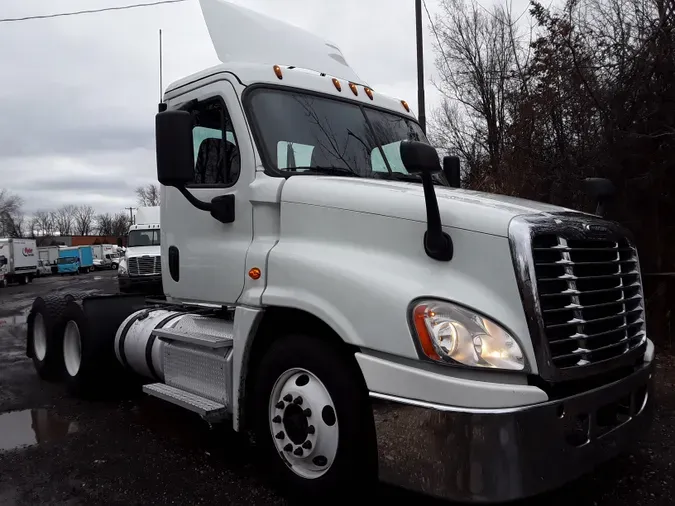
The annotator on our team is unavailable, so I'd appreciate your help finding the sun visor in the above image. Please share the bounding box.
[199,0,365,84]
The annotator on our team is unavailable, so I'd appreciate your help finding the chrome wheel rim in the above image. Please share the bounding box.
[63,321,82,377]
[268,368,339,479]
[33,313,47,361]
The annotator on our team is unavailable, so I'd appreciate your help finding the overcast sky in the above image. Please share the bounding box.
[0,0,531,216]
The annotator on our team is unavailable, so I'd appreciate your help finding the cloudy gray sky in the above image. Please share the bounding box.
[0,0,531,216]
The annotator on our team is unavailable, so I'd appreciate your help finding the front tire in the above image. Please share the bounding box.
[252,334,377,501]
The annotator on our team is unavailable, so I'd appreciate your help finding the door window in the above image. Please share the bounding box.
[191,99,240,186]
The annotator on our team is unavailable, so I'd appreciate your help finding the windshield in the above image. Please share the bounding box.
[57,257,78,264]
[248,89,447,185]
[128,229,160,248]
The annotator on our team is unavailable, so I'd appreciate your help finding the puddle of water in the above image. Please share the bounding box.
[0,312,28,327]
[0,409,78,452]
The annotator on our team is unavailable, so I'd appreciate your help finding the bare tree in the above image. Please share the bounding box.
[136,184,161,207]
[33,210,55,237]
[96,213,114,236]
[112,213,131,237]
[74,205,96,235]
[54,205,76,236]
[0,190,24,237]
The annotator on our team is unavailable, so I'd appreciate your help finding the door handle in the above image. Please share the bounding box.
[168,246,180,282]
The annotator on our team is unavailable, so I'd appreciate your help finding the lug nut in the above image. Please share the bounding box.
[303,408,312,418]
[293,447,304,456]
[283,394,293,402]
[293,396,303,405]
[272,415,282,423]
[275,401,285,409]
[307,425,315,435]
[284,443,292,452]
[302,440,312,450]
[275,431,285,440]
[313,455,328,467]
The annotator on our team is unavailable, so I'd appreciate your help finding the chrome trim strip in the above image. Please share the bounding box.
[369,391,538,414]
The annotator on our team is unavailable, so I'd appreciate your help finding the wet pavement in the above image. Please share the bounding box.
[1,270,674,505]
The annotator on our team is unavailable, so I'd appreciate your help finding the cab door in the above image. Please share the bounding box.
[161,78,254,305]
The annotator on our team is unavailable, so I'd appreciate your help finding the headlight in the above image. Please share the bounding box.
[411,300,526,371]
[118,261,128,276]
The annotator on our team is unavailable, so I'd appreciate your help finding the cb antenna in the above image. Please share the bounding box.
[158,29,167,112]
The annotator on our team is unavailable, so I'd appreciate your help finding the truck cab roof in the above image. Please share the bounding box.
[165,62,415,121]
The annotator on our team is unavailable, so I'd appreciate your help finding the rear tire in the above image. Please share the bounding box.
[19,275,28,285]
[61,301,120,398]
[27,294,70,381]
[252,334,377,501]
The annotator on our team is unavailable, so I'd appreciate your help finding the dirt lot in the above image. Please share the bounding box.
[0,271,674,505]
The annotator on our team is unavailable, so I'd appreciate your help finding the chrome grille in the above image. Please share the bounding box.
[532,234,646,369]
[128,256,161,276]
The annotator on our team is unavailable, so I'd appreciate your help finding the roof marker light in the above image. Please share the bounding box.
[273,65,283,80]
[349,82,358,96]
[332,78,342,92]
[401,100,411,112]
[365,87,374,100]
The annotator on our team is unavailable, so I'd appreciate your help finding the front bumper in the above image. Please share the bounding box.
[371,360,653,503]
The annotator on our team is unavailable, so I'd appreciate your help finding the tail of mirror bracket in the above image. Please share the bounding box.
[583,178,615,217]
[400,141,453,262]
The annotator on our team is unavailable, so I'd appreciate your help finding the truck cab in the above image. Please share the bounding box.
[25,1,654,503]
[57,249,81,275]
[118,208,162,294]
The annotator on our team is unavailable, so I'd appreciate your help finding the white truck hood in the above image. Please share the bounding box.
[199,0,364,84]
[126,246,160,258]
[280,177,578,237]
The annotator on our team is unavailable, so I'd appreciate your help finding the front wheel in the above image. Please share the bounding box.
[252,334,377,501]
[111,263,118,271]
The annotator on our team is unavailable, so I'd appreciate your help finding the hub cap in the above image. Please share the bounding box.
[33,313,47,361]
[269,368,339,479]
[63,321,82,377]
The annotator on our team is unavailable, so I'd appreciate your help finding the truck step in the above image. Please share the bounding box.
[143,383,228,422]
[153,328,233,349]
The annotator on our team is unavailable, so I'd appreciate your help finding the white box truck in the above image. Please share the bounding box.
[24,1,653,503]
[117,208,161,293]
[0,238,37,285]
[38,246,60,274]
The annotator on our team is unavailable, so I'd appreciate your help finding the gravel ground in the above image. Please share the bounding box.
[0,271,673,505]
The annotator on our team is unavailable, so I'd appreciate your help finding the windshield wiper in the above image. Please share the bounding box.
[380,172,422,183]
[293,166,362,177]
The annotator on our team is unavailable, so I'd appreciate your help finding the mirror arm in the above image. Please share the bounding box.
[421,173,453,261]
[176,186,213,212]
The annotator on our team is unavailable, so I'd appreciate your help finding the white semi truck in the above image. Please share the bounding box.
[118,207,162,294]
[25,0,653,502]
[0,238,37,285]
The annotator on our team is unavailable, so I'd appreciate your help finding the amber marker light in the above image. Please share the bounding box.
[332,78,342,91]
[413,305,441,361]
[401,100,411,112]
[364,87,374,100]
[273,65,283,80]
[249,268,262,280]
[349,82,359,96]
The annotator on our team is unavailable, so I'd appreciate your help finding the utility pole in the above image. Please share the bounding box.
[125,207,136,225]
[415,0,426,134]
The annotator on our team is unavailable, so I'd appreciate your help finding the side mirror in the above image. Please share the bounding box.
[583,178,615,217]
[400,141,442,174]
[155,110,194,188]
[400,141,453,262]
[443,156,461,188]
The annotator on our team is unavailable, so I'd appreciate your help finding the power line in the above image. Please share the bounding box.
[0,0,189,24]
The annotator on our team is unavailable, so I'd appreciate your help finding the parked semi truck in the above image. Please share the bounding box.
[0,238,37,285]
[118,207,162,294]
[25,0,653,503]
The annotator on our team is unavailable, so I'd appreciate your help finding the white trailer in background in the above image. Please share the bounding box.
[0,238,37,285]
[38,246,60,269]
